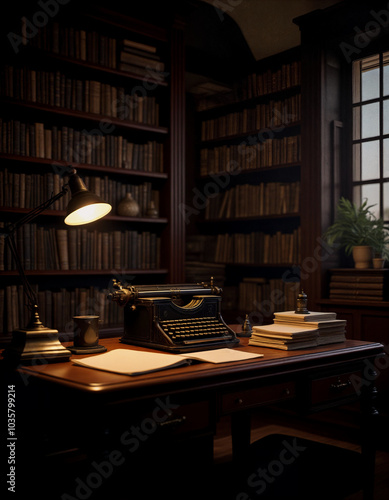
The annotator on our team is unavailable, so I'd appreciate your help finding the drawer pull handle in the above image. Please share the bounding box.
[236,398,244,405]
[330,379,351,392]
[159,416,186,428]
[283,388,291,396]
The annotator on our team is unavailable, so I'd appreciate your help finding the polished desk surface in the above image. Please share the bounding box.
[3,338,384,500]
[15,338,384,400]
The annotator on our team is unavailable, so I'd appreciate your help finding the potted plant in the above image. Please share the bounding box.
[369,217,389,268]
[323,197,378,268]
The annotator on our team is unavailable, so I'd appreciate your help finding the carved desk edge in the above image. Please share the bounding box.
[2,339,384,403]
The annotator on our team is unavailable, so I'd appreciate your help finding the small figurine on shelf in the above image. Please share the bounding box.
[238,314,253,337]
[117,192,140,217]
[295,290,309,314]
[145,200,159,218]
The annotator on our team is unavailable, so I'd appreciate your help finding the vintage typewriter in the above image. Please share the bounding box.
[108,279,239,352]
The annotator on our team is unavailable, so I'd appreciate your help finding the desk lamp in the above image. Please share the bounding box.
[2,168,112,364]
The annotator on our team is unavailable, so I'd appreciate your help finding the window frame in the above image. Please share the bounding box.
[351,49,389,221]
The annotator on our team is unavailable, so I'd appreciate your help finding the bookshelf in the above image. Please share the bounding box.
[290,2,389,428]
[187,48,302,325]
[0,5,185,340]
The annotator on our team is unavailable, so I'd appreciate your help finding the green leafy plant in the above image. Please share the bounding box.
[369,217,389,260]
[323,197,387,257]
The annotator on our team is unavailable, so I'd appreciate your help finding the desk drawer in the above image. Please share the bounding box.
[310,371,360,406]
[110,397,211,438]
[158,400,211,435]
[222,382,295,413]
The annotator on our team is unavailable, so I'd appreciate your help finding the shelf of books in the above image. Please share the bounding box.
[187,49,302,326]
[327,268,389,304]
[0,5,185,340]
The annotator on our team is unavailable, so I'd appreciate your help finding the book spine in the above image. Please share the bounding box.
[213,228,300,265]
[3,65,161,125]
[29,21,119,70]
[205,181,300,219]
[199,136,300,174]
[0,118,164,173]
[197,60,301,111]
[0,284,125,334]
[0,224,161,272]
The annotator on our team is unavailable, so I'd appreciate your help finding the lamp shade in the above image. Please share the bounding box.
[64,172,112,226]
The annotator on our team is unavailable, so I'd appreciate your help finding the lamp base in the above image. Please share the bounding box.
[67,344,107,354]
[3,326,71,364]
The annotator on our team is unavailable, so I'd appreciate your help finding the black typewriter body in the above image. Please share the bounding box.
[108,282,239,353]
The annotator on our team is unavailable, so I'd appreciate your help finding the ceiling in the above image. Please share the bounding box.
[4,0,346,90]
[200,0,343,61]
[184,0,348,91]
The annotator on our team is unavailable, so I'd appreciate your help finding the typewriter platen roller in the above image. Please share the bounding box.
[108,280,240,353]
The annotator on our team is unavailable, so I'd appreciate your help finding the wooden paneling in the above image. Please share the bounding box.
[165,18,186,283]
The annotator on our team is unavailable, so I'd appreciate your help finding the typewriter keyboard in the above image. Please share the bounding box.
[159,316,232,345]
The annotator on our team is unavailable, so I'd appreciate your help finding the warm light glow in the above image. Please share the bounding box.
[64,203,112,226]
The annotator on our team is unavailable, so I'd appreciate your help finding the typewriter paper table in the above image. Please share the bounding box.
[4,337,384,500]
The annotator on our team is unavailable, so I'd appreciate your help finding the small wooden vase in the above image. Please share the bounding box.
[117,193,140,217]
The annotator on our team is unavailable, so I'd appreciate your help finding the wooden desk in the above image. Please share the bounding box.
[1,338,384,500]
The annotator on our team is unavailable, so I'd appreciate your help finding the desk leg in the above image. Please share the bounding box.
[361,375,379,500]
[231,410,251,462]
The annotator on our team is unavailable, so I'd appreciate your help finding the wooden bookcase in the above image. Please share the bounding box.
[187,48,302,325]
[0,5,185,341]
[293,1,389,421]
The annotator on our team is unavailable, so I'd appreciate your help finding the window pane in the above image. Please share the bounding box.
[361,102,380,138]
[361,183,380,218]
[361,60,379,101]
[353,52,387,223]
[384,99,389,135]
[361,140,380,180]
[384,182,389,221]
[384,52,389,96]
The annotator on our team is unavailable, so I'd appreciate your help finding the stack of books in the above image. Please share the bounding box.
[329,268,389,301]
[118,39,165,80]
[249,310,346,350]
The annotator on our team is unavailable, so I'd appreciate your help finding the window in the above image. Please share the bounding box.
[352,51,389,220]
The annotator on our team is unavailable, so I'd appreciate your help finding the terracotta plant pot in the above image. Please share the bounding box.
[372,257,385,269]
[352,246,373,269]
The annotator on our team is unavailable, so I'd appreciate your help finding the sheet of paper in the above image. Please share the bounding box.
[73,349,190,376]
[72,347,264,376]
[180,348,263,363]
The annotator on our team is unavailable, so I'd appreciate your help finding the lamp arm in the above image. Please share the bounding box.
[6,232,38,315]
[6,184,69,236]
[1,184,69,320]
